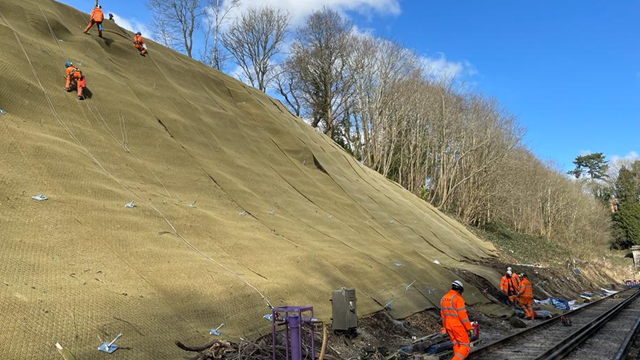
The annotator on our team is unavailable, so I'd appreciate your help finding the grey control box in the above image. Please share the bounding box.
[331,288,357,331]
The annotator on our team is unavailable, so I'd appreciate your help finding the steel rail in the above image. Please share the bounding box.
[612,315,640,360]
[469,289,631,358]
[536,290,640,359]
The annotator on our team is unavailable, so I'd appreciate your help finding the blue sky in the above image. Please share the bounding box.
[59,0,639,170]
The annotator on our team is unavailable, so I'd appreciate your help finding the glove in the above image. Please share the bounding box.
[468,329,474,337]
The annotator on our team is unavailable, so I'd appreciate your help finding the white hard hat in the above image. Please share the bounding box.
[507,267,513,272]
[452,280,464,289]
[507,270,512,276]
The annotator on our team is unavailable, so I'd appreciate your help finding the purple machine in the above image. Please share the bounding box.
[271,306,316,360]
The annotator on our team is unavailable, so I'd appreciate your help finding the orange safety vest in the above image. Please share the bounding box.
[500,275,518,296]
[66,66,83,80]
[519,278,533,299]
[512,273,521,288]
[440,289,473,331]
[90,8,104,22]
[133,34,144,45]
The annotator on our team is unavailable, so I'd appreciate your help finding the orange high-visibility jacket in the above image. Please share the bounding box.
[519,278,533,299]
[66,66,82,79]
[90,8,104,22]
[500,275,519,295]
[133,34,144,45]
[512,273,521,288]
[440,290,473,331]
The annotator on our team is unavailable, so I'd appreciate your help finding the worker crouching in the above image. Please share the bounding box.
[133,32,147,56]
[64,62,85,100]
[440,280,474,360]
[519,273,536,320]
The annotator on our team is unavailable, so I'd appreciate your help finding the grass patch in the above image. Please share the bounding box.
[477,223,568,266]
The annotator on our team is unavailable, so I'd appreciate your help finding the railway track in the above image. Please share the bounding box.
[468,289,640,360]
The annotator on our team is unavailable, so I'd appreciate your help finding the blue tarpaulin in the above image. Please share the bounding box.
[550,297,570,311]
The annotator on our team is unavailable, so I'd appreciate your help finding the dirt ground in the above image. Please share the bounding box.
[321,305,544,360]
[318,257,625,360]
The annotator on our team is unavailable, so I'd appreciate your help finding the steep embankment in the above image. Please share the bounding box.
[0,0,502,358]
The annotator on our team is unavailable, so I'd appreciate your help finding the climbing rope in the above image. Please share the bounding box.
[4,6,274,310]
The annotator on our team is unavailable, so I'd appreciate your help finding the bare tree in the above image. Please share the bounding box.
[201,0,240,69]
[221,6,290,92]
[349,36,421,164]
[274,61,302,116]
[154,21,177,48]
[284,7,354,140]
[148,0,204,58]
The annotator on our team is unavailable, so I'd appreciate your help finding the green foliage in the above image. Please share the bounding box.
[418,185,429,201]
[479,222,566,265]
[567,152,609,180]
[612,163,640,248]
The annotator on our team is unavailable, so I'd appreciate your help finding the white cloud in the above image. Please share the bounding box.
[420,54,476,80]
[351,25,376,39]
[610,151,639,164]
[229,64,247,83]
[222,0,401,25]
[110,12,152,38]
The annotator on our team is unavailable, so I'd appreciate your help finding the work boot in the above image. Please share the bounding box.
[64,87,71,92]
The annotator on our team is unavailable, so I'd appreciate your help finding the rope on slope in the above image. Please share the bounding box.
[41,6,174,200]
[3,7,273,310]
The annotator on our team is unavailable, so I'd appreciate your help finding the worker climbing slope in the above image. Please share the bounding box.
[519,273,536,320]
[84,5,104,37]
[64,61,85,100]
[133,32,148,56]
[500,268,520,306]
[440,280,474,360]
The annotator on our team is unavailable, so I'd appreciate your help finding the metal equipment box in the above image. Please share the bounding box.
[331,288,357,331]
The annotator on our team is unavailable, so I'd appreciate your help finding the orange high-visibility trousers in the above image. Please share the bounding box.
[85,20,103,36]
[520,296,535,320]
[65,74,85,97]
[135,43,147,55]
[446,325,470,360]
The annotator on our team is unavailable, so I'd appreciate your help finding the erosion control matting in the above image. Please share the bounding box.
[0,0,503,358]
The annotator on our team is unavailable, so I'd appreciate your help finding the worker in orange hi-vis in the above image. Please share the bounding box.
[500,268,520,305]
[84,5,104,37]
[519,273,536,320]
[508,266,520,287]
[441,280,474,360]
[64,61,85,100]
[133,32,147,56]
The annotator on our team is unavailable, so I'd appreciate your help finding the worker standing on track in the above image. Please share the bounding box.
[84,5,104,37]
[64,61,85,100]
[133,32,147,56]
[441,280,474,360]
[519,273,536,320]
[500,268,520,305]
